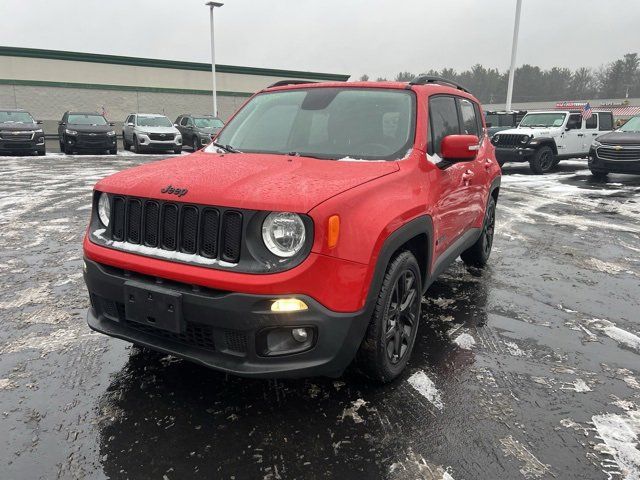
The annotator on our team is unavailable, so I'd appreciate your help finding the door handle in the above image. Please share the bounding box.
[484,158,493,169]
[577,133,584,137]
[592,133,598,136]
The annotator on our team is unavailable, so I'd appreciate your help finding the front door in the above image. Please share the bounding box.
[561,113,584,157]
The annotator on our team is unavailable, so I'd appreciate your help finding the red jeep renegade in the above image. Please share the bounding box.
[83,77,501,382]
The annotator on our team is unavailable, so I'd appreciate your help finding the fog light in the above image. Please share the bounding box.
[292,328,309,343]
[271,298,308,312]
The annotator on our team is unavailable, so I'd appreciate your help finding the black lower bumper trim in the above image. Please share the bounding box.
[84,259,370,378]
[589,154,640,175]
[495,147,535,164]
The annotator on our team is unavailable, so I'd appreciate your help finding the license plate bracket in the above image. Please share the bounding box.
[124,281,184,333]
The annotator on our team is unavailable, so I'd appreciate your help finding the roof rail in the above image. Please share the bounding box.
[267,80,318,88]
[408,75,470,93]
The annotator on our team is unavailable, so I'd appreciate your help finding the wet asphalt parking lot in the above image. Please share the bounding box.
[0,152,639,480]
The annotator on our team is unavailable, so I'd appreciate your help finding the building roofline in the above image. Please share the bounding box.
[0,46,350,82]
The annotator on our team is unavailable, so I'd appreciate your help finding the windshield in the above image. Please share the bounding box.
[194,117,224,128]
[68,114,107,125]
[618,116,640,132]
[486,113,515,127]
[213,87,415,160]
[0,110,35,124]
[137,116,173,127]
[519,113,566,128]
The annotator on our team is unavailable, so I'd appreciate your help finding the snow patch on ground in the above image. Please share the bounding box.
[407,370,444,410]
[500,436,551,479]
[589,319,640,353]
[388,448,454,480]
[339,398,367,424]
[0,328,96,356]
[561,379,592,393]
[453,333,476,350]
[504,340,527,357]
[592,412,640,480]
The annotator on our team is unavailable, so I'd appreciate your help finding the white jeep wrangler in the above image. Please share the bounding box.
[491,110,614,174]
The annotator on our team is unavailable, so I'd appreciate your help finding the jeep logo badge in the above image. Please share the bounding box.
[161,185,188,197]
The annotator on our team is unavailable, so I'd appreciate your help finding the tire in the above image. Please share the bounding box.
[109,148,117,155]
[36,148,45,156]
[134,135,144,154]
[174,146,182,154]
[192,137,200,151]
[529,146,555,174]
[461,196,496,268]
[356,250,422,383]
[590,168,608,179]
[122,134,129,151]
[62,138,72,155]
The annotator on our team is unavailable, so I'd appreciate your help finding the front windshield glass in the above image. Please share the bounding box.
[519,113,566,128]
[0,111,35,123]
[194,117,224,128]
[213,88,415,160]
[618,116,640,132]
[68,114,107,125]
[486,113,515,127]
[137,116,173,127]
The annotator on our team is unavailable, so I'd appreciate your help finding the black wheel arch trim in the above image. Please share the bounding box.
[530,137,558,154]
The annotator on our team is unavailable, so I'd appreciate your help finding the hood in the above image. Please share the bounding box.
[496,126,560,137]
[96,151,399,212]
[597,131,640,145]
[137,126,179,134]
[66,124,114,133]
[0,122,39,131]
[196,126,222,134]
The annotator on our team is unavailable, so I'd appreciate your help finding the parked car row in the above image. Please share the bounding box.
[489,109,640,177]
[0,108,224,155]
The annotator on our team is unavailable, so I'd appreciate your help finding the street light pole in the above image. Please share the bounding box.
[206,2,224,117]
[505,0,522,111]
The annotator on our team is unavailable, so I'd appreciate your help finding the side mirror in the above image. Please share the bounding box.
[174,123,179,127]
[59,121,65,126]
[440,134,480,162]
[127,122,134,127]
[109,122,115,126]
[36,120,43,125]
[485,122,493,128]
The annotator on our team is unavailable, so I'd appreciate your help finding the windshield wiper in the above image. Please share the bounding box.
[211,142,241,153]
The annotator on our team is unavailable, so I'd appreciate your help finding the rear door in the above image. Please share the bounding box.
[584,113,600,148]
[428,95,477,258]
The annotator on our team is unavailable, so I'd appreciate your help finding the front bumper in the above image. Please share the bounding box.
[66,134,116,150]
[138,134,181,149]
[84,259,370,378]
[0,132,45,152]
[494,146,536,164]
[589,148,640,174]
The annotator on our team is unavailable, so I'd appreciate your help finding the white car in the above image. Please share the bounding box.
[122,113,182,154]
[491,110,614,174]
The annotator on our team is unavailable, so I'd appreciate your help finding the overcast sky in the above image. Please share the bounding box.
[1,0,639,79]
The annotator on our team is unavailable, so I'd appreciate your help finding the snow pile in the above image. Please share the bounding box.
[592,412,640,479]
[453,333,476,350]
[589,319,640,353]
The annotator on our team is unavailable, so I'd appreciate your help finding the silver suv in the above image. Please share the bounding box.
[122,113,182,154]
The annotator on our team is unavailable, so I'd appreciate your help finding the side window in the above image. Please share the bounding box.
[473,103,484,139]
[458,98,480,136]
[428,96,460,155]
[599,113,613,131]
[567,114,582,130]
[585,114,597,129]
[180,117,189,126]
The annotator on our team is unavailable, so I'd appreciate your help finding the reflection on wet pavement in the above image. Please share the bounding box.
[1,156,639,479]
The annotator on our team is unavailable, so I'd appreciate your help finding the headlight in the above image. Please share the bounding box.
[520,135,530,144]
[97,193,110,227]
[34,128,44,134]
[107,130,116,136]
[65,129,78,135]
[592,140,602,148]
[262,212,306,258]
[492,134,500,144]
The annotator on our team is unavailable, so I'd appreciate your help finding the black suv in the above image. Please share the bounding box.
[589,115,640,177]
[175,114,224,151]
[0,109,45,155]
[58,112,117,155]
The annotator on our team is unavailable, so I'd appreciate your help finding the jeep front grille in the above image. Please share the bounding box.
[493,133,528,147]
[108,196,243,264]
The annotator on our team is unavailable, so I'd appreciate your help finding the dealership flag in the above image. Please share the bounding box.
[581,102,593,120]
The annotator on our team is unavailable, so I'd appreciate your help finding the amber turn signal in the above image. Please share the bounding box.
[327,215,340,249]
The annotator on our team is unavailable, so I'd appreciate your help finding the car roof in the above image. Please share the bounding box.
[0,108,28,112]
[263,80,480,101]
[68,111,102,116]
[136,113,168,117]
